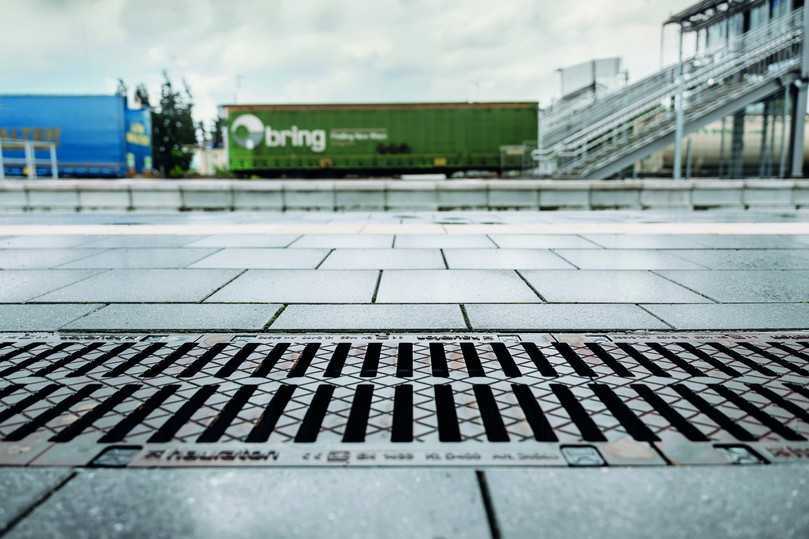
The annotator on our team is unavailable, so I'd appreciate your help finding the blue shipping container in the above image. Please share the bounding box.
[0,94,152,177]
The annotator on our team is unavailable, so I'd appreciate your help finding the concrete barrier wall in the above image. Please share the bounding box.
[1,178,808,212]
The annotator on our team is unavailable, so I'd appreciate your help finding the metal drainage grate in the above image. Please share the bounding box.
[0,335,808,468]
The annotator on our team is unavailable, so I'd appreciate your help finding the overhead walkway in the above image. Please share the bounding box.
[538,8,807,179]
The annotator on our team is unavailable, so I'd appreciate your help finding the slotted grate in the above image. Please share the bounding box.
[0,334,808,468]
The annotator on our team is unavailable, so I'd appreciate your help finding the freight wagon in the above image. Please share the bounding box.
[0,94,152,178]
[223,102,538,177]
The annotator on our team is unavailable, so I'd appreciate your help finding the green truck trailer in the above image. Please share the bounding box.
[223,102,538,177]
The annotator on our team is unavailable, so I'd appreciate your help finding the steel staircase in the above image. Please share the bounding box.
[537,9,805,179]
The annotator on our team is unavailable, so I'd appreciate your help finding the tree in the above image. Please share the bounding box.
[134,84,151,109]
[151,72,196,177]
[210,117,226,149]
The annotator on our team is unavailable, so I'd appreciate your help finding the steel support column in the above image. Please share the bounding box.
[790,4,809,177]
[674,27,685,179]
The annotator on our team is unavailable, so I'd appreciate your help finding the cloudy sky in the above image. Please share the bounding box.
[3,0,694,123]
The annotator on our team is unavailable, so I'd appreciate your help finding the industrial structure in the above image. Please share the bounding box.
[537,0,809,179]
[0,95,152,178]
[223,102,537,177]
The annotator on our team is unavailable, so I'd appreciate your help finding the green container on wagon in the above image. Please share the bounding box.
[223,102,538,177]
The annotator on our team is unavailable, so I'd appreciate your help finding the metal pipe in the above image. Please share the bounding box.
[780,84,790,177]
[49,143,58,179]
[24,141,36,179]
[674,26,685,179]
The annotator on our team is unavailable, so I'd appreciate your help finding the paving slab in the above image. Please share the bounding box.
[489,234,601,248]
[394,234,496,248]
[291,234,393,248]
[0,270,100,302]
[84,235,204,248]
[693,234,809,249]
[520,270,711,303]
[465,303,670,330]
[63,303,283,330]
[270,304,467,329]
[582,234,710,249]
[0,468,73,533]
[485,467,809,539]
[376,270,539,303]
[60,248,216,269]
[444,249,574,269]
[186,234,299,247]
[643,302,809,329]
[0,304,103,331]
[555,249,705,269]
[0,236,95,249]
[190,248,329,269]
[670,249,809,269]
[6,469,488,539]
[658,270,809,302]
[320,248,445,269]
[34,269,240,302]
[0,249,103,269]
[207,270,378,303]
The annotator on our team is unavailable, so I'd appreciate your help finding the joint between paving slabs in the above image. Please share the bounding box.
[0,469,77,536]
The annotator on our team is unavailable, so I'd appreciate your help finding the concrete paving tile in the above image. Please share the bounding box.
[555,249,705,270]
[0,304,104,331]
[0,249,103,269]
[186,234,299,247]
[520,270,710,303]
[35,269,240,302]
[291,234,393,248]
[465,303,669,330]
[376,270,539,303]
[694,234,809,249]
[190,248,329,269]
[643,302,809,329]
[670,249,809,269]
[486,467,809,539]
[207,270,378,303]
[657,270,809,302]
[60,248,216,269]
[444,249,574,269]
[0,270,100,302]
[582,234,709,249]
[271,304,467,329]
[6,469,488,539]
[394,234,496,248]
[63,303,283,330]
[0,236,95,248]
[489,234,601,248]
[320,248,445,269]
[0,468,73,532]
[84,235,203,248]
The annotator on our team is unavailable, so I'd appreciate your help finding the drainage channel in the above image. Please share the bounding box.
[0,333,808,468]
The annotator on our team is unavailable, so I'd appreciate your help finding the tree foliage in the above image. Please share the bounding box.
[151,72,196,178]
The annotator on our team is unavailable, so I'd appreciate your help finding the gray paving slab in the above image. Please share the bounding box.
[0,236,95,248]
[6,469,488,539]
[694,234,809,249]
[643,302,809,329]
[190,248,329,269]
[582,234,709,249]
[520,270,711,303]
[670,249,809,269]
[0,270,100,302]
[658,270,809,302]
[186,234,299,247]
[0,304,104,331]
[60,248,216,269]
[35,269,240,302]
[320,248,445,269]
[486,466,809,539]
[376,270,540,303]
[291,234,393,248]
[63,303,283,330]
[84,235,203,248]
[394,234,496,248]
[555,249,705,269]
[271,304,467,329]
[465,303,670,329]
[207,269,378,303]
[444,249,574,269]
[0,249,103,269]
[489,234,601,248]
[0,468,73,533]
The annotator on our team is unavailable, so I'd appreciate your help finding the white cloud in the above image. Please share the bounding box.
[1,0,695,122]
